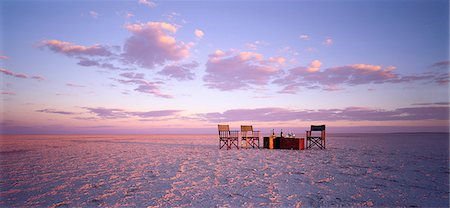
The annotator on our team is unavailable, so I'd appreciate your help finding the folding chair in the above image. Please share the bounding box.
[240,125,260,149]
[218,124,239,150]
[306,125,326,149]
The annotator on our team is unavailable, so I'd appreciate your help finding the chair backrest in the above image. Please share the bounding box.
[240,125,253,132]
[218,124,230,132]
[311,125,325,131]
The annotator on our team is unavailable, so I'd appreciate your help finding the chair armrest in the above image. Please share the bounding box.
[229,130,239,137]
[306,131,311,137]
[252,131,260,137]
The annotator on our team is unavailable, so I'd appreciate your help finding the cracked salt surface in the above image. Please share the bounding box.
[0,133,448,207]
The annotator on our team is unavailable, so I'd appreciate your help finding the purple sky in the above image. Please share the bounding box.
[1,0,449,134]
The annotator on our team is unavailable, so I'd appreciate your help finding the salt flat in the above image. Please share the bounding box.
[0,133,448,207]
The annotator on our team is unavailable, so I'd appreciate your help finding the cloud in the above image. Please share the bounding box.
[274,62,447,93]
[31,75,45,81]
[130,110,182,118]
[66,83,85,88]
[323,37,333,46]
[245,41,268,50]
[194,29,204,38]
[429,60,449,69]
[83,107,128,119]
[36,109,78,115]
[163,12,180,21]
[307,59,322,72]
[41,40,134,71]
[123,22,192,69]
[277,46,299,57]
[77,57,132,71]
[89,11,99,18]
[199,106,449,123]
[203,50,280,91]
[1,68,45,80]
[158,61,198,81]
[116,78,172,98]
[40,40,113,57]
[83,107,180,119]
[72,117,99,121]
[138,0,156,8]
[299,34,310,40]
[125,12,134,19]
[267,56,286,65]
[120,72,145,79]
[0,55,7,59]
[1,91,15,95]
[13,73,28,79]
[0,68,27,78]
[40,22,194,73]
[0,68,14,76]
[305,47,317,53]
[412,102,450,106]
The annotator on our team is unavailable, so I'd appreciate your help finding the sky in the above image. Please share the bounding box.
[1,0,449,134]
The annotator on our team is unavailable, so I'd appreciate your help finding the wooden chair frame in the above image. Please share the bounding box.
[240,125,260,149]
[218,124,239,150]
[306,125,326,149]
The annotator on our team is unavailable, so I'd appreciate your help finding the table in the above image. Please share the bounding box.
[263,137,305,150]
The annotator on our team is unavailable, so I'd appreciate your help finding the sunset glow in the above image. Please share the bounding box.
[1,0,448,134]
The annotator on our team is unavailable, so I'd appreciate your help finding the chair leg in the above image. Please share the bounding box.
[219,140,224,149]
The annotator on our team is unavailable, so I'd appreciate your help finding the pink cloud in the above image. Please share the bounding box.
[194,29,204,38]
[14,73,28,78]
[0,68,40,79]
[274,62,446,93]
[203,50,280,90]
[41,40,113,57]
[41,40,135,71]
[323,37,333,45]
[125,12,134,19]
[0,55,8,59]
[199,105,449,123]
[0,68,14,76]
[123,22,192,69]
[138,0,156,8]
[307,59,322,72]
[158,61,198,81]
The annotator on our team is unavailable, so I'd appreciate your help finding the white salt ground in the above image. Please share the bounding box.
[0,133,448,207]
